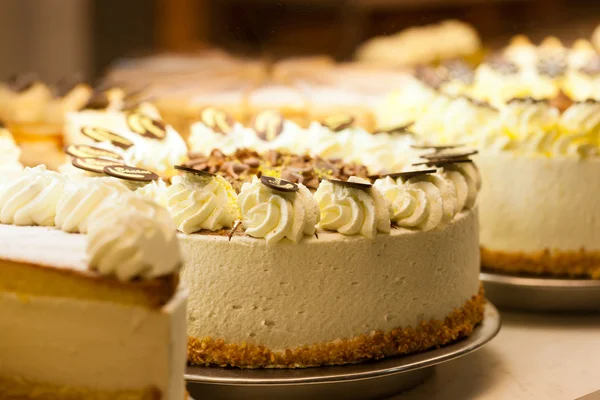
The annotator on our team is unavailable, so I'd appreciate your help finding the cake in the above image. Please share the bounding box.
[0,74,92,169]
[165,117,485,368]
[0,189,187,399]
[1,105,485,371]
[355,20,482,67]
[378,38,600,278]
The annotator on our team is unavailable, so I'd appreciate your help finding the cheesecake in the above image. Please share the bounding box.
[378,38,600,278]
[0,193,187,399]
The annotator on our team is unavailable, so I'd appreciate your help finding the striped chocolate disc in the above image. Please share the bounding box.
[253,110,284,141]
[126,112,167,140]
[103,165,159,182]
[80,126,133,149]
[71,157,122,174]
[200,106,234,135]
[65,144,123,161]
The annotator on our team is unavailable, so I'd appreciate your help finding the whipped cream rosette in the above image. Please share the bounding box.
[238,175,319,244]
[165,168,239,234]
[374,169,457,232]
[55,177,130,233]
[0,165,65,226]
[314,177,390,238]
[87,193,181,281]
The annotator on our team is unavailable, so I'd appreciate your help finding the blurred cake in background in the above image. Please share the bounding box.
[378,37,600,278]
[0,74,92,170]
[355,20,482,67]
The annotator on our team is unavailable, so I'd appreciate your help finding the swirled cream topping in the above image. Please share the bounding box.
[165,173,239,234]
[374,172,457,231]
[440,163,480,210]
[0,165,64,226]
[314,177,390,238]
[55,177,130,233]
[238,176,319,244]
[499,99,559,140]
[87,194,181,281]
[556,101,600,156]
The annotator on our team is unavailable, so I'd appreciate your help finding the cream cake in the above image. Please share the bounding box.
[0,189,187,399]
[0,74,93,169]
[1,117,485,370]
[378,40,600,278]
[155,140,485,368]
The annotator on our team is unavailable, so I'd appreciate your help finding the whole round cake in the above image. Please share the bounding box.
[379,36,600,278]
[1,104,486,370]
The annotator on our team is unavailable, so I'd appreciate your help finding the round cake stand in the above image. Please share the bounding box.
[186,303,500,400]
[481,272,600,312]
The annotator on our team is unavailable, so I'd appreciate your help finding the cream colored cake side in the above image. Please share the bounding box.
[0,287,187,400]
[477,152,600,253]
[181,208,480,353]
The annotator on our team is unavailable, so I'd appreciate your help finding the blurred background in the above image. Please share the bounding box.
[2,0,600,82]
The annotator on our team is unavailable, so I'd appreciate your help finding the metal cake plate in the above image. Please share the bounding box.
[481,272,600,312]
[186,303,500,400]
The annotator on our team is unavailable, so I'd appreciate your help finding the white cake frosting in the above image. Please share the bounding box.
[87,194,182,281]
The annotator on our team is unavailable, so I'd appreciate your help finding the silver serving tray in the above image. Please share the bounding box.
[481,272,600,312]
[186,303,500,400]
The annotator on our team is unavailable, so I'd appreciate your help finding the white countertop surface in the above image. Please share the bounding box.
[393,310,600,400]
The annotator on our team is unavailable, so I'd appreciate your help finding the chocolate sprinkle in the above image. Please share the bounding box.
[579,56,600,76]
[55,74,85,97]
[537,55,567,78]
[103,165,159,182]
[260,175,299,192]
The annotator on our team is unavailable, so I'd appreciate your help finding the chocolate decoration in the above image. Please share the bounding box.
[411,143,464,151]
[200,106,234,135]
[7,73,38,92]
[126,112,167,140]
[385,169,437,179]
[327,178,372,190]
[461,96,497,111]
[507,96,548,105]
[260,175,299,192]
[81,91,111,110]
[81,126,133,149]
[322,114,355,132]
[228,220,242,241]
[381,122,414,135]
[578,98,600,105]
[174,164,216,177]
[252,110,284,141]
[64,144,123,161]
[72,157,121,174]
[422,149,478,160]
[413,159,473,167]
[537,56,567,78]
[103,165,159,182]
